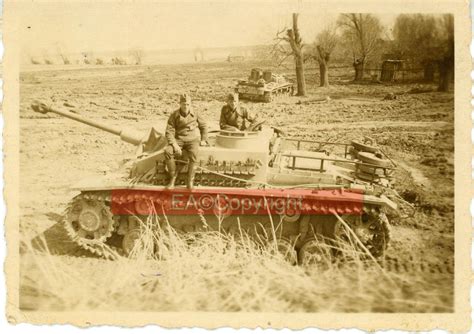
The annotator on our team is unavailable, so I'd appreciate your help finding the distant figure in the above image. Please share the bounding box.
[164,93,208,190]
[219,93,260,131]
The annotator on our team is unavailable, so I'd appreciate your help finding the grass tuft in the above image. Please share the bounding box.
[20,214,453,312]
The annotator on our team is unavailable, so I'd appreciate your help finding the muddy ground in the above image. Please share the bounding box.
[18,61,454,311]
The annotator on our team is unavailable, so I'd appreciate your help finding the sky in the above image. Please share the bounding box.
[17,2,397,56]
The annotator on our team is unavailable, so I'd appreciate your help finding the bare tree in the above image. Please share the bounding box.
[313,26,338,87]
[61,55,71,65]
[58,51,70,64]
[112,56,127,65]
[393,14,439,81]
[338,14,383,81]
[42,50,54,65]
[393,13,454,91]
[129,48,144,65]
[274,13,306,96]
[436,14,454,92]
[56,45,70,65]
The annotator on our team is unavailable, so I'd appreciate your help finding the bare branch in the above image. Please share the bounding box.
[276,53,292,67]
[337,13,383,63]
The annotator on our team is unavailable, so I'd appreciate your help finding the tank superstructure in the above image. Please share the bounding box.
[236,68,294,102]
[32,102,397,264]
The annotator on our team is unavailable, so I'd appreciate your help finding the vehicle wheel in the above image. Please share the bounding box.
[266,238,297,264]
[350,140,379,153]
[333,212,390,258]
[357,152,391,168]
[298,238,333,268]
[122,228,142,257]
[281,209,300,223]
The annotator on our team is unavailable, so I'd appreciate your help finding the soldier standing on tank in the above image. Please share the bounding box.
[219,93,261,131]
[165,93,208,190]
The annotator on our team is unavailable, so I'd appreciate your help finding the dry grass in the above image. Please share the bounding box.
[20,213,453,313]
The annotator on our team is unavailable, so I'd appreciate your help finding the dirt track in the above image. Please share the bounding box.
[19,61,454,311]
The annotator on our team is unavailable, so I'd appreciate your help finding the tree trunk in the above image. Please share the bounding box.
[437,57,453,92]
[288,13,306,96]
[423,62,435,82]
[295,52,306,95]
[354,61,364,81]
[319,61,329,87]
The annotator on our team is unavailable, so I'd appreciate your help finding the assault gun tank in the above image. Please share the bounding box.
[236,68,294,102]
[32,102,397,265]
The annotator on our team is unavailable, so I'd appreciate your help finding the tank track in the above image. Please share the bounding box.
[62,189,392,261]
[321,207,391,259]
[382,256,454,275]
[57,194,452,276]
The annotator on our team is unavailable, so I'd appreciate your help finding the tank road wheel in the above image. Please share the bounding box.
[122,228,144,257]
[266,238,297,264]
[333,210,390,258]
[64,196,115,257]
[281,209,300,223]
[298,238,333,268]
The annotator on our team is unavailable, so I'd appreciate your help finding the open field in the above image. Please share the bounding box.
[19,61,454,312]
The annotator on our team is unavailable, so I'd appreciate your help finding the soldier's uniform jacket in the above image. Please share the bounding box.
[219,105,257,131]
[165,108,208,145]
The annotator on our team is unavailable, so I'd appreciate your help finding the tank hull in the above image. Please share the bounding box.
[237,82,294,102]
[236,69,294,102]
[30,100,397,265]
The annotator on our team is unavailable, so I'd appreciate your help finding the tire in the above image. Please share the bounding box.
[351,140,379,153]
[356,171,380,181]
[357,152,391,168]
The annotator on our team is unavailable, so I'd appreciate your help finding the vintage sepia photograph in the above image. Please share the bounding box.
[4,0,471,330]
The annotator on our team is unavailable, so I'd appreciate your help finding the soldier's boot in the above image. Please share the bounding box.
[186,162,196,190]
[165,159,178,190]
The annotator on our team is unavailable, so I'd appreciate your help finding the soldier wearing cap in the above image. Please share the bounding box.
[220,93,260,131]
[164,93,208,190]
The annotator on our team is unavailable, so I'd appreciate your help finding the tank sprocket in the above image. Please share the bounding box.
[334,208,391,258]
[64,195,117,258]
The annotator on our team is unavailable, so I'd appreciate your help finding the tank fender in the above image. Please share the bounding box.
[380,194,398,212]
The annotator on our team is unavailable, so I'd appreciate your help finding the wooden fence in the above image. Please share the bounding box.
[301,65,438,83]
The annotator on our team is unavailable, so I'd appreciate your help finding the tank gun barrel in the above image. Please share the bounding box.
[31,101,142,145]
